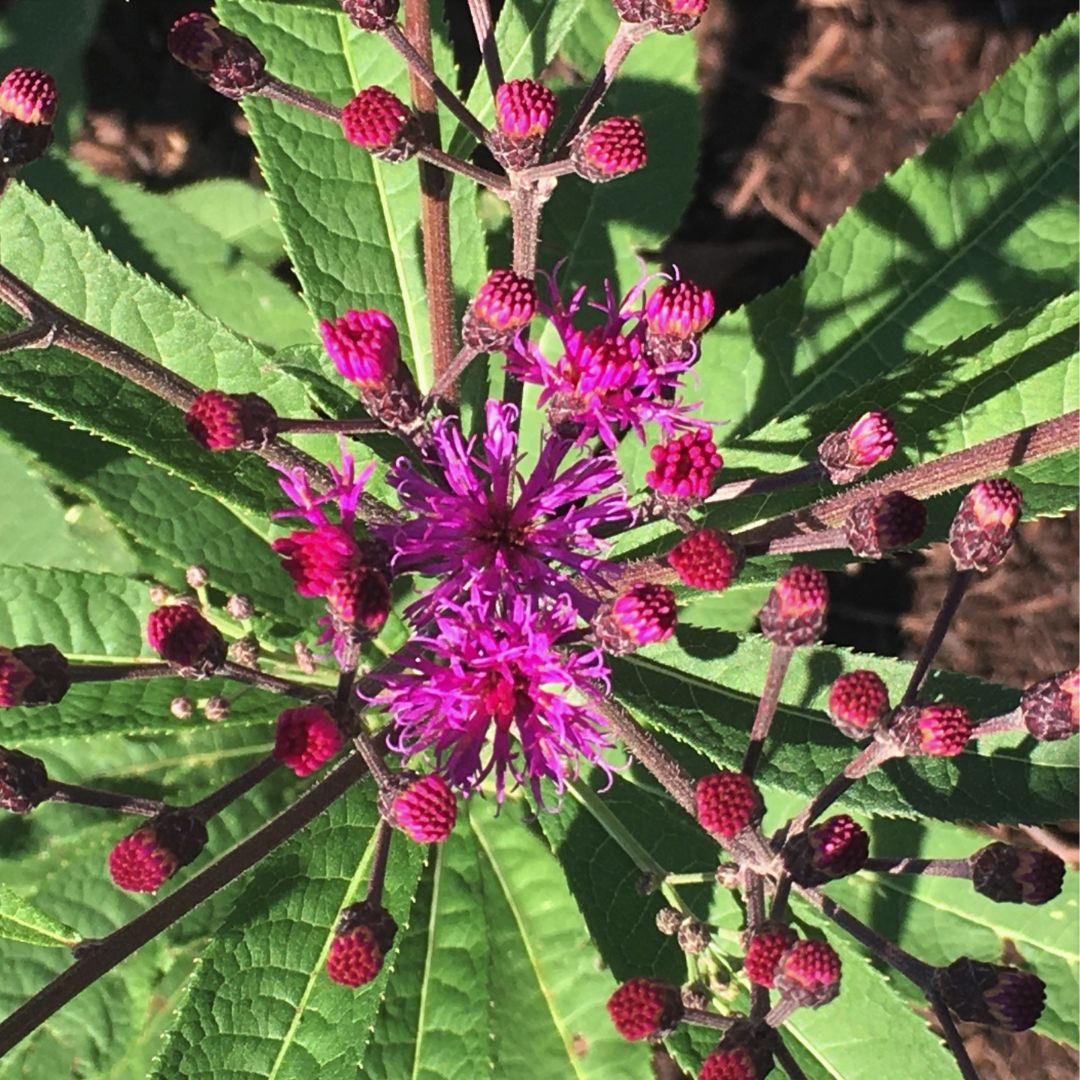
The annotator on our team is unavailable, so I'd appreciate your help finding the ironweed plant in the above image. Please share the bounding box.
[0,2,1075,1078]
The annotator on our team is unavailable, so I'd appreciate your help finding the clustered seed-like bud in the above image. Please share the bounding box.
[667,528,743,592]
[340,0,400,32]
[948,478,1022,572]
[932,958,1046,1031]
[743,923,797,988]
[0,746,49,813]
[108,809,209,893]
[888,702,972,757]
[644,279,714,363]
[646,429,723,501]
[595,584,677,655]
[695,770,762,841]
[572,116,647,182]
[185,390,277,451]
[1019,668,1078,742]
[273,705,344,777]
[844,491,927,559]
[785,814,869,886]
[817,410,897,484]
[698,1042,769,1080]
[0,68,57,170]
[168,13,268,99]
[606,978,684,1040]
[758,564,828,647]
[381,772,458,843]
[614,0,709,35]
[146,604,226,675]
[326,900,398,987]
[326,565,392,640]
[170,696,194,720]
[186,565,210,589]
[827,669,890,740]
[773,939,842,1011]
[677,917,711,955]
[462,269,538,352]
[341,86,422,161]
[226,594,256,621]
[969,842,1065,906]
[320,308,401,391]
[656,906,682,935]
[490,79,558,167]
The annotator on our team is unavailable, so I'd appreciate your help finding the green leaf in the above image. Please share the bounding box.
[0,884,78,948]
[698,16,1079,436]
[366,801,648,1078]
[612,629,1077,824]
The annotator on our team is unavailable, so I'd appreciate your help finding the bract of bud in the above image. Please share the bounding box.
[326,899,398,987]
[887,702,972,757]
[0,746,49,813]
[168,13,268,100]
[185,390,277,451]
[594,584,677,655]
[489,79,558,168]
[613,0,709,34]
[817,410,897,484]
[784,814,869,886]
[948,478,1022,572]
[146,604,227,676]
[969,842,1065,906]
[758,564,828,647]
[108,809,209,892]
[644,279,714,365]
[844,491,927,559]
[340,0,400,32]
[462,269,538,351]
[933,958,1046,1032]
[1020,668,1079,742]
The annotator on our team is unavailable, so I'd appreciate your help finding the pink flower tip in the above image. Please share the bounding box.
[0,67,58,125]
[495,79,558,140]
[573,116,647,181]
[645,279,714,340]
[320,308,400,390]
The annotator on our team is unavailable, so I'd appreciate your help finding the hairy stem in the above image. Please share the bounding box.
[861,856,971,878]
[682,1008,737,1032]
[417,144,509,192]
[773,1039,810,1080]
[47,782,167,818]
[364,820,393,904]
[189,755,281,820]
[424,344,480,406]
[257,76,342,123]
[742,645,793,777]
[971,707,1024,738]
[220,661,326,701]
[901,569,972,705]
[706,463,824,505]
[66,662,176,683]
[928,995,981,1080]
[274,417,386,436]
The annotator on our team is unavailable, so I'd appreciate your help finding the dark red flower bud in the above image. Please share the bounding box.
[1020,668,1078,742]
[606,978,683,1040]
[667,528,743,592]
[948,479,1022,572]
[489,78,558,167]
[572,116,647,182]
[785,814,869,885]
[827,670,890,740]
[888,702,972,757]
[327,565,392,638]
[698,1044,769,1080]
[744,923,798,988]
[933,958,1045,1031]
[168,13,267,99]
[274,705,344,777]
[382,772,458,843]
[695,770,763,841]
[844,491,927,559]
[108,809,208,892]
[185,390,277,451]
[758,564,828,647]
[773,939,842,1011]
[326,900,398,987]
[818,410,897,484]
[0,68,58,125]
[0,746,49,813]
[341,86,422,161]
[646,429,723,501]
[462,269,537,351]
[320,309,400,390]
[0,647,36,708]
[595,584,677,655]
[340,0,400,32]
[969,842,1065,906]
[146,604,226,675]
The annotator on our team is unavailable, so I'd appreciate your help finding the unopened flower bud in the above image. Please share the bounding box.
[340,0,400,32]
[274,705,344,777]
[226,593,256,621]
[606,978,683,1040]
[572,116,647,182]
[168,13,268,99]
[888,702,972,757]
[668,528,743,591]
[146,604,226,676]
[677,917,711,955]
[613,0,709,34]
[148,582,173,607]
[170,696,194,720]
[681,983,709,1011]
[229,635,260,667]
[0,746,49,813]
[341,86,422,161]
[744,923,798,988]
[932,958,1045,1031]
[1020,668,1078,741]
[203,696,230,722]
[0,68,57,169]
[646,429,723,502]
[595,584,677,654]
[327,566,392,640]
[785,814,869,885]
[462,269,538,351]
[948,479,1022,572]
[844,491,927,558]
[817,410,897,484]
[185,565,209,589]
[1,644,71,708]
[381,772,458,843]
[769,940,842,1022]
[108,809,209,892]
[645,279,714,363]
[326,900,398,987]
[758,564,828,647]
[185,390,277,451]
[695,770,762,842]
[656,906,682,935]
[827,670,890,740]
[969,842,1065,906]
[320,308,401,390]
[698,1034,773,1080]
[490,79,558,168]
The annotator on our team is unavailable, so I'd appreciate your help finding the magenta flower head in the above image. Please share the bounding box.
[933,958,1045,1031]
[377,590,614,804]
[274,705,344,777]
[341,86,421,161]
[168,13,267,99]
[595,583,677,654]
[646,429,723,501]
[606,978,683,1040]
[744,923,798,988]
[320,309,400,391]
[785,814,869,885]
[948,478,1022,572]
[758,564,828,647]
[377,400,628,622]
[185,390,277,451]
[0,648,34,709]
[818,410,897,483]
[382,772,458,843]
[770,939,842,1020]
[495,78,558,139]
[572,116,647,182]
[828,669,890,740]
[889,702,972,757]
[667,528,743,592]
[695,770,763,842]
[462,269,537,352]
[0,68,58,125]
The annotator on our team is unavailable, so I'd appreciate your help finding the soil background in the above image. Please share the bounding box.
[52,1,1080,1077]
